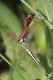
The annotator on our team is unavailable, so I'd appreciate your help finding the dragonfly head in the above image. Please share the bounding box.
[30,13,35,18]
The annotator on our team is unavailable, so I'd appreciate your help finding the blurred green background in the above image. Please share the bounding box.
[0,0,53,80]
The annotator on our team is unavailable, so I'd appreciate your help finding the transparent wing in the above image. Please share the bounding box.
[18,6,26,27]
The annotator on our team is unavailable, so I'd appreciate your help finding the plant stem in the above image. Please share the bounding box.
[0,54,12,66]
[20,0,53,29]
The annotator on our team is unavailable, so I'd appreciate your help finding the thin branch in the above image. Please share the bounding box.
[20,0,53,29]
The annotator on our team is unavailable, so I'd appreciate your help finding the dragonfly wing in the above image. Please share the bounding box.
[18,6,26,27]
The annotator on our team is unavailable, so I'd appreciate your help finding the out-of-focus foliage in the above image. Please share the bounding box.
[0,0,53,80]
[36,0,53,22]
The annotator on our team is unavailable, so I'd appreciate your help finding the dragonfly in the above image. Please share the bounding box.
[17,6,40,67]
[7,6,41,67]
